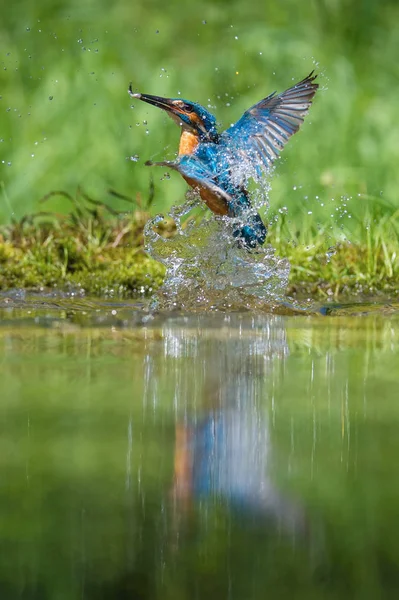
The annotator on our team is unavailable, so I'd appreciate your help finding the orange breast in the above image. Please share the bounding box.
[183,175,229,216]
[179,130,199,156]
[178,130,228,215]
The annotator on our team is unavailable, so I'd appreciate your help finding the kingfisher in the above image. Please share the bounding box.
[128,72,318,249]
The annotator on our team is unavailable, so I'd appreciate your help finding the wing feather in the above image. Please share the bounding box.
[220,72,318,179]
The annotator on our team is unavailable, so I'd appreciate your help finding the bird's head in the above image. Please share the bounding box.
[129,86,218,142]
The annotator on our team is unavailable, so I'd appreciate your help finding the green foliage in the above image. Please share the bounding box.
[0,192,398,298]
[1,0,399,296]
[1,0,399,236]
[0,191,166,296]
[271,194,399,297]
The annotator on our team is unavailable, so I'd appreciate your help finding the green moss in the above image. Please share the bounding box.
[284,242,399,298]
[0,203,167,298]
[0,242,165,298]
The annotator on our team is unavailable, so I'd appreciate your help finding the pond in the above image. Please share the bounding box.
[1,292,399,599]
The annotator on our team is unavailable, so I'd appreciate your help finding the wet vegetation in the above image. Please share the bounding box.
[0,190,165,297]
[0,190,398,299]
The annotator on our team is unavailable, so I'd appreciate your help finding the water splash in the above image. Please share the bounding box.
[144,188,290,312]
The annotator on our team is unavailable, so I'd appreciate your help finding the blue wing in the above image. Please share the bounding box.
[220,72,318,174]
[146,156,267,248]
[146,156,231,214]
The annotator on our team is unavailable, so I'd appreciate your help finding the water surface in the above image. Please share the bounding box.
[1,293,399,599]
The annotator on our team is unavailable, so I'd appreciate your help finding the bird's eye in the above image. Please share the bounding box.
[175,100,191,112]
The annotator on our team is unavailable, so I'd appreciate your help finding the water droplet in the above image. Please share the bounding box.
[26,27,30,32]
[234,36,238,40]
[127,155,139,162]
[49,96,53,100]
[155,29,159,34]
[307,211,312,215]
[31,154,34,158]
[77,38,83,44]
[7,161,12,166]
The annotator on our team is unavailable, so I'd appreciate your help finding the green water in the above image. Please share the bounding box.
[1,294,399,599]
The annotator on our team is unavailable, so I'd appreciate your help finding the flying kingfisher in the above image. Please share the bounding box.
[128,72,318,249]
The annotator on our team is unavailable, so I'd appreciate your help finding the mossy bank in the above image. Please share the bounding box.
[1,201,398,300]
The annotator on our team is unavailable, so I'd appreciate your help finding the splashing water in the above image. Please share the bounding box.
[144,182,290,312]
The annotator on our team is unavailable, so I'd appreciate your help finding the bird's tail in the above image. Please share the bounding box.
[227,191,267,249]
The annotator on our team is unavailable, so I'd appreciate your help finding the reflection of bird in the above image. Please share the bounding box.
[129,73,318,249]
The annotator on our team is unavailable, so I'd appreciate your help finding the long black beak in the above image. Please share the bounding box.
[128,85,179,115]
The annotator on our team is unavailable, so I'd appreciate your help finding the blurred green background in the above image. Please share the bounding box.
[1,0,399,229]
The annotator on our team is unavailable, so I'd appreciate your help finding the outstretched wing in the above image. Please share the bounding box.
[220,72,318,175]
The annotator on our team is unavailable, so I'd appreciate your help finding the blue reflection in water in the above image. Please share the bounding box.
[160,315,306,536]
